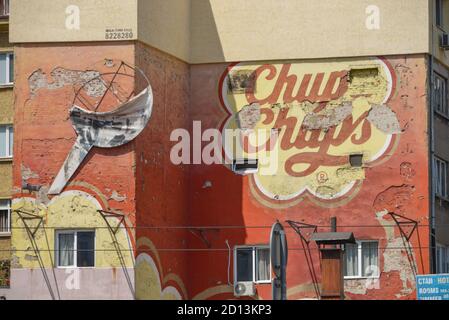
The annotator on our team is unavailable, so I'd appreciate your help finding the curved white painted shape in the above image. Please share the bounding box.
[135,253,182,300]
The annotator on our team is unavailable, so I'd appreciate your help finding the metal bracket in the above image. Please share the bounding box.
[97,209,135,298]
[14,209,60,300]
[388,212,418,242]
[387,212,420,276]
[286,220,317,244]
[15,210,44,238]
[98,209,126,234]
[286,220,320,299]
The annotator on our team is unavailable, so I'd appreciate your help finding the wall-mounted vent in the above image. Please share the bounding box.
[228,70,256,94]
[349,154,363,167]
[232,159,258,175]
[348,67,379,83]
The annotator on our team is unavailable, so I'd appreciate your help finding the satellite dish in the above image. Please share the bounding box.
[48,61,153,195]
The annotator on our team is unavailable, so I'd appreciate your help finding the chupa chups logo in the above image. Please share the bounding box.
[219,58,400,208]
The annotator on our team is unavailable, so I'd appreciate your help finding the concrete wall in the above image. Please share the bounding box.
[190,0,430,63]
[10,0,138,43]
[10,0,431,64]
[137,0,191,63]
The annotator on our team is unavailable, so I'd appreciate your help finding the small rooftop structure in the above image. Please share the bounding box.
[311,232,355,245]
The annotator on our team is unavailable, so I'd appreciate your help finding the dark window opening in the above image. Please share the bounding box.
[349,154,363,167]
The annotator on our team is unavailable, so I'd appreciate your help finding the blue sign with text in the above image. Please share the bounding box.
[416,274,449,300]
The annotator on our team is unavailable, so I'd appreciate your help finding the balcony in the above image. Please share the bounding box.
[0,0,9,19]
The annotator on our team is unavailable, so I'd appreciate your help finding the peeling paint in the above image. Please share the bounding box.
[367,104,401,134]
[376,210,416,297]
[28,68,107,98]
[345,279,369,295]
[302,102,352,130]
[21,165,39,181]
[202,181,212,189]
[373,185,415,215]
[110,190,126,202]
[400,162,415,181]
[236,103,260,130]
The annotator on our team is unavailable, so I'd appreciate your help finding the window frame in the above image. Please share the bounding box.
[0,199,11,235]
[436,0,443,28]
[234,245,271,285]
[0,52,13,86]
[433,156,448,198]
[0,124,13,159]
[434,72,448,118]
[344,240,380,280]
[55,229,96,269]
[436,243,449,274]
[0,0,9,18]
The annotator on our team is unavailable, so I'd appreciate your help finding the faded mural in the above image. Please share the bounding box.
[219,58,401,207]
[188,54,429,300]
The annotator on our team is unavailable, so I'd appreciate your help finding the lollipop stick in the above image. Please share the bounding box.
[48,136,93,195]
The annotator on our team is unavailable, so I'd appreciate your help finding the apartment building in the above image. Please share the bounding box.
[0,0,448,300]
[0,0,12,290]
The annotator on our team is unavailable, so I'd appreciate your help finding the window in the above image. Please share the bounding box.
[434,73,448,116]
[0,199,11,234]
[234,246,271,284]
[0,125,13,158]
[436,244,449,273]
[349,154,363,167]
[436,0,443,27]
[0,52,13,85]
[0,0,9,18]
[344,241,379,278]
[434,157,448,198]
[55,230,95,268]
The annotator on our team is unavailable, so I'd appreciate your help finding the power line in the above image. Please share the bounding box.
[0,246,439,252]
[3,224,447,229]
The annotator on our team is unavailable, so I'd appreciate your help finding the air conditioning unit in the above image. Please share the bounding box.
[232,159,258,175]
[441,33,449,50]
[234,281,255,297]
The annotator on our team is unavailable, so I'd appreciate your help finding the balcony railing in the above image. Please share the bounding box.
[0,0,9,19]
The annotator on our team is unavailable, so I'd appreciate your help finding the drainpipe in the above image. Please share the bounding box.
[428,55,436,274]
